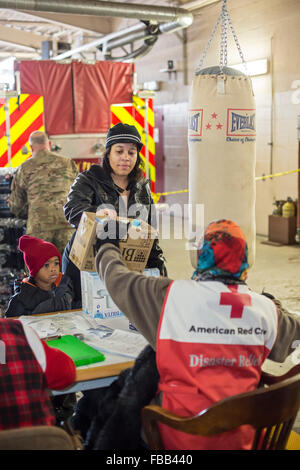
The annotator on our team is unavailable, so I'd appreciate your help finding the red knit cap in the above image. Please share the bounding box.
[19,235,62,277]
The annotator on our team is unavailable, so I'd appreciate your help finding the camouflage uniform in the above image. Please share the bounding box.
[9,149,77,255]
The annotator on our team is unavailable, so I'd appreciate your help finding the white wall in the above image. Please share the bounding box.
[125,0,300,235]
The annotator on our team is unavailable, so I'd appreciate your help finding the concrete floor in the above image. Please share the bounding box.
[159,224,300,434]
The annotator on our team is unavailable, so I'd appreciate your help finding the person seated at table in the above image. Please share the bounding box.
[92,218,300,450]
[5,235,74,317]
[0,318,76,431]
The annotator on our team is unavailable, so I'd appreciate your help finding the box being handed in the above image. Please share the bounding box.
[70,211,156,273]
[81,268,160,320]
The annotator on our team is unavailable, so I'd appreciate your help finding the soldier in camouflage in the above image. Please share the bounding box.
[9,131,77,255]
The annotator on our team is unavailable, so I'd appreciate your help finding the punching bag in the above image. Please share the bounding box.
[188,65,256,268]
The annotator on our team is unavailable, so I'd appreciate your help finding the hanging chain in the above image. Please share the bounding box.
[196,0,248,76]
[219,0,228,74]
[195,9,223,74]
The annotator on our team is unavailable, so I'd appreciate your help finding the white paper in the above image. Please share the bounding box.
[85,329,148,358]
[18,311,147,359]
[18,311,101,338]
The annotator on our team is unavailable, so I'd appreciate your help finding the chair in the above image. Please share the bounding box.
[0,425,83,450]
[142,372,300,450]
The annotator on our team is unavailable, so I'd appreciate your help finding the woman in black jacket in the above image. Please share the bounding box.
[62,122,167,307]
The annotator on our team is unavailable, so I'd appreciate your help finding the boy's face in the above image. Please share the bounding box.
[35,256,60,289]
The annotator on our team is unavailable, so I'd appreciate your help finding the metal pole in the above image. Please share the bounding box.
[4,96,11,168]
[144,98,149,180]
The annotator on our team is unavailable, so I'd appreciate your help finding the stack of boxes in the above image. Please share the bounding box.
[81,271,123,319]
[81,267,160,320]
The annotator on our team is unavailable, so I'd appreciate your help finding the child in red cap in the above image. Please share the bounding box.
[5,235,74,317]
[4,236,77,425]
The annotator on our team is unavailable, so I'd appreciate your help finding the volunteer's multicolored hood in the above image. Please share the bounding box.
[193,219,249,282]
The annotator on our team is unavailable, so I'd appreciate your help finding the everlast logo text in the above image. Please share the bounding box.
[188,109,203,138]
[189,112,201,132]
[231,112,255,133]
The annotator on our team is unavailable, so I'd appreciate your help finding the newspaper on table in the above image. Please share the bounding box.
[18,311,148,359]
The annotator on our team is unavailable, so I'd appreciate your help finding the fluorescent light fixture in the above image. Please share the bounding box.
[231,58,268,76]
[143,80,160,91]
[0,56,16,89]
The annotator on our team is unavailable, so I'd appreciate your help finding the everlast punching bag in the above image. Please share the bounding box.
[188,1,256,268]
[188,66,256,267]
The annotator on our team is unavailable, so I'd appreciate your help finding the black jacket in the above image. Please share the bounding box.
[64,165,157,230]
[62,166,167,305]
[5,273,74,317]
[71,345,159,450]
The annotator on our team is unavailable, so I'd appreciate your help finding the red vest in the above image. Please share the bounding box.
[0,319,56,430]
[156,280,278,450]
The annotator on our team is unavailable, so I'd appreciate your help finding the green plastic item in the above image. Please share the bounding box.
[47,335,105,367]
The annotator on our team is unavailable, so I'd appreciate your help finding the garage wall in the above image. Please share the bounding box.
[131,0,300,235]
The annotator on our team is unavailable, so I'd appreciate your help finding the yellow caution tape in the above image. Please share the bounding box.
[255,168,300,181]
[152,189,189,204]
[152,169,300,204]
[152,193,161,204]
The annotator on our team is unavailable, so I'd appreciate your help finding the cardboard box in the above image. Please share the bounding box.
[70,211,156,272]
[81,271,123,319]
[268,215,297,245]
[81,267,160,320]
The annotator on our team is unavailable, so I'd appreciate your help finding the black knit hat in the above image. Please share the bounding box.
[105,122,143,152]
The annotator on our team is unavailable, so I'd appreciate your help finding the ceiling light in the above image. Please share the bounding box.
[231,59,268,77]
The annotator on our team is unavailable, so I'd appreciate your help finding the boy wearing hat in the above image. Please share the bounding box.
[5,235,77,425]
[5,235,74,317]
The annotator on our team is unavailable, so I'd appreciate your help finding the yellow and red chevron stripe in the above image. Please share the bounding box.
[0,94,44,167]
[110,96,156,192]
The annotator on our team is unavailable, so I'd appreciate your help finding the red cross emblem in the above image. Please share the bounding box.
[220,285,252,318]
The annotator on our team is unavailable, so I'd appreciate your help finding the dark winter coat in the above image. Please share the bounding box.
[71,345,159,450]
[4,273,73,317]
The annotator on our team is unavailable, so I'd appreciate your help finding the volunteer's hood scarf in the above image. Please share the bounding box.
[192,219,249,284]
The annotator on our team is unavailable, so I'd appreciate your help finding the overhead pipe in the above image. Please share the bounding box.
[101,1,220,61]
[101,22,159,61]
[55,22,150,60]
[104,36,158,63]
[0,0,193,61]
[52,1,193,61]
[101,23,158,55]
[0,0,192,23]
[78,14,193,62]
